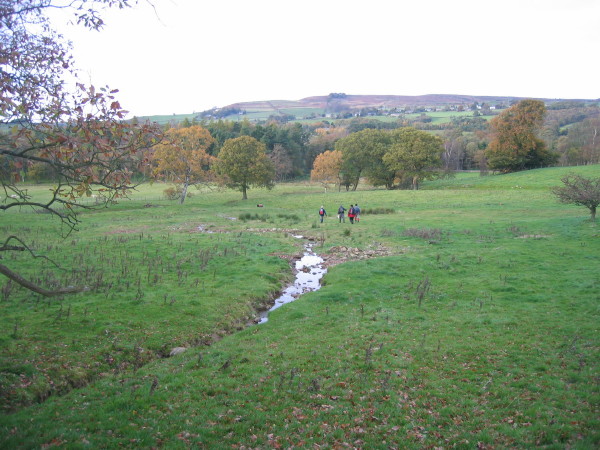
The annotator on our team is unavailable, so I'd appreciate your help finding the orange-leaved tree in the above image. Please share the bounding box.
[151,126,215,204]
[486,99,557,173]
[311,150,342,192]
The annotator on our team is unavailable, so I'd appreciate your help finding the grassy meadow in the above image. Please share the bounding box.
[1,166,599,448]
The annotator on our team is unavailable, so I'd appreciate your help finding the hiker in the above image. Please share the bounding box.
[337,205,346,223]
[354,203,361,222]
[348,204,355,224]
[318,205,327,223]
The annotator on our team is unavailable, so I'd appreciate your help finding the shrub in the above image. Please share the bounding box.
[363,207,395,215]
[402,228,443,241]
[163,186,193,201]
[239,213,271,222]
[276,213,301,222]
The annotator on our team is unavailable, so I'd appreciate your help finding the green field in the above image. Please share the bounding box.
[1,166,599,448]
[136,108,483,125]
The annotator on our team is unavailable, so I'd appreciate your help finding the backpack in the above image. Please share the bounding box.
[319,208,325,215]
[338,207,344,214]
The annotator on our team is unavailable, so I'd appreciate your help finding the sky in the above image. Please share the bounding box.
[48,0,600,117]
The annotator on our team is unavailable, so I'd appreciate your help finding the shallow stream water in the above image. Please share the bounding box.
[258,241,326,324]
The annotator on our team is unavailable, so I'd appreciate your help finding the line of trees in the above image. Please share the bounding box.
[149,126,275,202]
[14,101,600,190]
[311,127,445,191]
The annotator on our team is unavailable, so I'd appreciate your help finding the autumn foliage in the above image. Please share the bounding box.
[0,0,162,295]
[151,126,215,204]
[486,99,557,172]
[310,150,343,191]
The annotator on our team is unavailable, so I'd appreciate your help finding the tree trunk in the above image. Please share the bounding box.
[591,205,596,221]
[179,181,188,205]
[242,185,248,200]
[412,176,419,190]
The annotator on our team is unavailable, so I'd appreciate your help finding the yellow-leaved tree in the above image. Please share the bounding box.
[310,150,342,192]
[151,126,215,204]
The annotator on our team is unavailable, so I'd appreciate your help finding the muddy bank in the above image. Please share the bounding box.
[320,243,394,267]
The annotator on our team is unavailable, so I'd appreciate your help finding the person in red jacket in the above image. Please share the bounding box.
[348,204,355,224]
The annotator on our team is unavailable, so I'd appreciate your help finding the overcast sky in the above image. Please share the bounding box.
[48,0,600,117]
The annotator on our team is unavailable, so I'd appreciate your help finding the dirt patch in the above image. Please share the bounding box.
[517,234,551,239]
[105,227,148,234]
[245,227,303,235]
[320,243,397,267]
[167,223,227,233]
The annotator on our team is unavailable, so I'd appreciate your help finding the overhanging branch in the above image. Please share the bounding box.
[0,263,89,297]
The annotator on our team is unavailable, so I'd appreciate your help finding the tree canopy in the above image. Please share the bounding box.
[335,128,388,191]
[151,126,214,204]
[0,0,160,295]
[486,99,557,172]
[214,136,275,200]
[310,150,343,192]
[383,128,444,190]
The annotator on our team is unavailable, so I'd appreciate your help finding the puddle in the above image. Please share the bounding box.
[258,243,326,324]
[196,224,216,233]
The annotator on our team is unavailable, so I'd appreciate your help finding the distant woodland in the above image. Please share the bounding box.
[168,96,600,181]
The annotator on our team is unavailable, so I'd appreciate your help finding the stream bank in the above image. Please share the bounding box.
[257,241,326,324]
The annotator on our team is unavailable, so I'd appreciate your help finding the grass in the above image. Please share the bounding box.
[0,166,599,448]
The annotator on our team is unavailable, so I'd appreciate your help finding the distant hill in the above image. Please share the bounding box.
[142,94,598,125]
[223,93,595,111]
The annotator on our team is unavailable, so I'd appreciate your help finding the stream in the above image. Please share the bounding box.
[258,240,326,324]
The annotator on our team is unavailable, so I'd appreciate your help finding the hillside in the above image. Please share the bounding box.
[226,94,533,111]
[194,93,598,123]
[139,94,598,125]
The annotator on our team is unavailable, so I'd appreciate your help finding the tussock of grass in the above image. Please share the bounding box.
[238,212,271,222]
[402,227,443,240]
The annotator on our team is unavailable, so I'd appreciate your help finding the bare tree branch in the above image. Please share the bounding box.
[0,263,88,297]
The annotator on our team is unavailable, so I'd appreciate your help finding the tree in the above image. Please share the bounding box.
[269,144,294,181]
[214,136,275,200]
[552,174,600,221]
[383,128,444,190]
[486,99,557,172]
[306,126,347,173]
[0,1,161,296]
[335,128,387,191]
[558,118,600,166]
[357,130,398,190]
[310,150,342,192]
[151,126,215,204]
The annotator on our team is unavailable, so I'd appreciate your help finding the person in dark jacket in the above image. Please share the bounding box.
[318,205,327,223]
[337,205,346,223]
[354,203,361,222]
